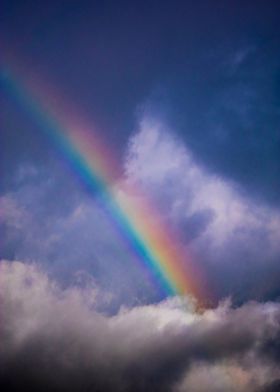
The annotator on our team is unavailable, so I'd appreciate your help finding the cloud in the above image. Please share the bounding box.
[0,168,162,309]
[1,260,280,392]
[124,116,280,250]
[124,115,280,301]
[176,361,280,392]
[2,113,280,305]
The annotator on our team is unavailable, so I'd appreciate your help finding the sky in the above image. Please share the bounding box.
[1,1,280,391]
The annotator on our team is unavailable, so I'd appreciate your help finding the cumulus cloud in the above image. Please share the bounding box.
[125,116,280,251]
[124,116,280,300]
[1,260,280,392]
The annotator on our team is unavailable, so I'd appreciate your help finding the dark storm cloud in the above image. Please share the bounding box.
[1,260,280,392]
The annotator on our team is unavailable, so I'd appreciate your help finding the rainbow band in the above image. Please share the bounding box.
[2,71,203,300]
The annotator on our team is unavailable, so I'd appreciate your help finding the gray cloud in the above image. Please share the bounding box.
[1,260,280,392]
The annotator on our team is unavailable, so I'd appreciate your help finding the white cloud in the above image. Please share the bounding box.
[124,116,280,256]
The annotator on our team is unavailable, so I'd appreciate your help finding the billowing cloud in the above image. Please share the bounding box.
[125,116,280,250]
[124,116,280,301]
[1,260,280,392]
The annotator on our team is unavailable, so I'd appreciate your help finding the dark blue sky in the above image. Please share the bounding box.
[2,0,280,201]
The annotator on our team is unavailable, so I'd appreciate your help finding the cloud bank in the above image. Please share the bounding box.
[1,260,280,392]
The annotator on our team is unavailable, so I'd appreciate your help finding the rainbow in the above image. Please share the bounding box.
[2,69,205,302]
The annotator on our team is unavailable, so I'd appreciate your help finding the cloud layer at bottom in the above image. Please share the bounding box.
[1,260,280,392]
